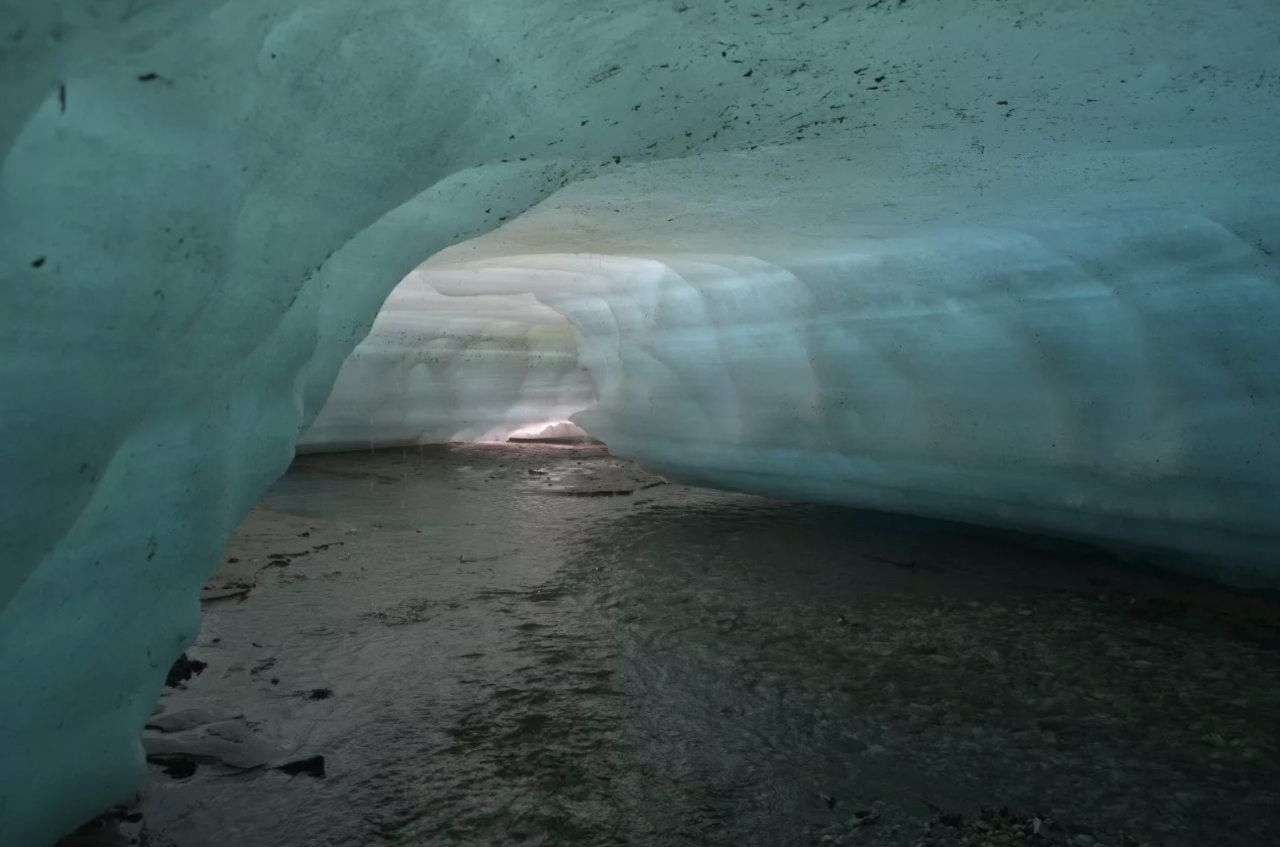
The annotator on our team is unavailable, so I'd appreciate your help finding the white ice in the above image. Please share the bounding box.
[298,282,592,449]
[3,0,1279,844]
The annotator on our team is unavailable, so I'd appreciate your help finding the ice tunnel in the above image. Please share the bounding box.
[3,0,1280,843]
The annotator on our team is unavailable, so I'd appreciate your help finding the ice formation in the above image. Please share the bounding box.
[425,221,1280,577]
[3,0,1279,843]
[298,282,593,449]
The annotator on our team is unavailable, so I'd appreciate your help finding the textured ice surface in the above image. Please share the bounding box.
[3,0,1280,844]
[299,280,592,450]
[424,207,1280,579]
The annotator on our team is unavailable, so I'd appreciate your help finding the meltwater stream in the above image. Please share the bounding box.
[110,445,1279,847]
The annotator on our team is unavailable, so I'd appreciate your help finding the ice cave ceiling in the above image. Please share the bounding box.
[2,0,1279,844]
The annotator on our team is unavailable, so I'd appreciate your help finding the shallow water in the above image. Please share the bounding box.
[119,444,1280,847]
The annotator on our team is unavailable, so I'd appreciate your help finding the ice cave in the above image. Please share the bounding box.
[3,1,1279,845]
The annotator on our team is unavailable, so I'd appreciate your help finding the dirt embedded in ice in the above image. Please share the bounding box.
[79,444,1280,847]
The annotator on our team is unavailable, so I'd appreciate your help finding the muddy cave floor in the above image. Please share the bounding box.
[63,444,1280,847]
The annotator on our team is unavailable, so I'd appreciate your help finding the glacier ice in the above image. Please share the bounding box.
[3,0,1280,844]
[298,282,593,450]
[423,207,1280,579]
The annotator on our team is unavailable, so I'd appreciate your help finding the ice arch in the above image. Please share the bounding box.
[2,0,1279,843]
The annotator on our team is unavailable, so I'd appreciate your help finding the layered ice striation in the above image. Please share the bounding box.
[299,280,592,450]
[4,0,1280,844]
[423,207,1280,581]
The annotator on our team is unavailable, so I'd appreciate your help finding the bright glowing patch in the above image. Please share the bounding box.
[501,420,591,441]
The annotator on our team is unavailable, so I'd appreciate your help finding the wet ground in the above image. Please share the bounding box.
[66,444,1280,847]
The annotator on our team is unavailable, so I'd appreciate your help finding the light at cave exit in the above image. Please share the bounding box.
[501,421,593,441]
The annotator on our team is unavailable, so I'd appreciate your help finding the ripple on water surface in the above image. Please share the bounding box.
[99,444,1280,847]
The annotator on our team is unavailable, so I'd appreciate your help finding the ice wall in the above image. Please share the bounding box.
[299,281,592,450]
[425,214,1280,581]
[3,0,1279,843]
[416,133,1280,583]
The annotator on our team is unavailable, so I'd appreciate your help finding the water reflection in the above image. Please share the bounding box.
[129,445,1280,847]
